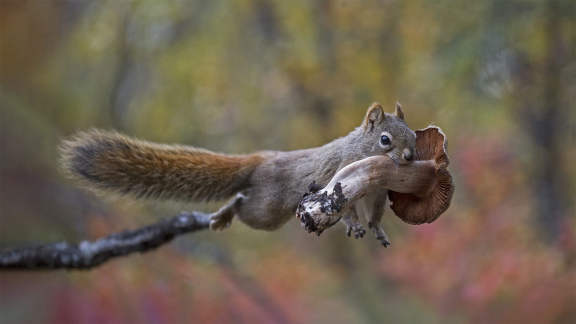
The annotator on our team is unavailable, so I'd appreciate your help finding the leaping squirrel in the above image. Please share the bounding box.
[60,103,416,246]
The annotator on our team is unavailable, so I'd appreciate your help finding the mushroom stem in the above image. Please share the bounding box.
[296,156,439,234]
[326,157,437,201]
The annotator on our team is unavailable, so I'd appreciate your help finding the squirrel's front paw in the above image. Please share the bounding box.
[368,222,392,247]
[345,223,366,239]
[377,236,391,248]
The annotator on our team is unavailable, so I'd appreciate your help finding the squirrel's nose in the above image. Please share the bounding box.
[403,149,413,161]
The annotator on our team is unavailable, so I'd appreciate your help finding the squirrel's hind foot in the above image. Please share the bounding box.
[210,216,232,230]
[209,194,245,231]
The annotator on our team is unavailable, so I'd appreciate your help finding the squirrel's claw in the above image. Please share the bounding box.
[378,236,391,248]
[345,223,366,239]
[209,217,232,230]
[369,221,392,247]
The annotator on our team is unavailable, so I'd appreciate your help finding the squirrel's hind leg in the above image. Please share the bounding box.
[209,193,246,230]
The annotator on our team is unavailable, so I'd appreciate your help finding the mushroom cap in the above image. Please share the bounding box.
[388,126,454,224]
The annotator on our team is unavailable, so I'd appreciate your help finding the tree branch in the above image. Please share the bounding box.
[0,211,210,271]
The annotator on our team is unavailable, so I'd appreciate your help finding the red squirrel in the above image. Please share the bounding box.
[60,103,416,246]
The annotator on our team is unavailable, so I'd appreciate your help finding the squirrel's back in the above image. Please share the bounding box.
[60,130,265,201]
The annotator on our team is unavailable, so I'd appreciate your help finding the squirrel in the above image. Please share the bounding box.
[60,102,416,246]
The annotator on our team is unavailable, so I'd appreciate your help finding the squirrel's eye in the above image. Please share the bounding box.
[380,135,391,146]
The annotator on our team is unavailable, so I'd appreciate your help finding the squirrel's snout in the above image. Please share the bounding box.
[402,148,413,162]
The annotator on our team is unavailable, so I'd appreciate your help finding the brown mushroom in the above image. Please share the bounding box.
[388,126,454,224]
[296,126,454,234]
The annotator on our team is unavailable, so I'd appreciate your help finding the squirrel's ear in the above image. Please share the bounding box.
[395,101,405,120]
[364,102,385,132]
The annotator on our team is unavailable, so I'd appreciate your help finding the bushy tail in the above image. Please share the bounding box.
[59,130,265,201]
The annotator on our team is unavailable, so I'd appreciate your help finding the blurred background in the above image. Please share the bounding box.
[1,0,575,323]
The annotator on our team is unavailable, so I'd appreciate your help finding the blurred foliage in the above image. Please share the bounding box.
[1,0,575,323]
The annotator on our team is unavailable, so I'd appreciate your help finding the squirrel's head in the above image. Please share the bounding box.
[362,102,416,165]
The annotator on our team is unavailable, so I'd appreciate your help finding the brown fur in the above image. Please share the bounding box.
[60,130,266,201]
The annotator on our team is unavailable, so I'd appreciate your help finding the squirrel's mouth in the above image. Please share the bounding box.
[387,152,410,165]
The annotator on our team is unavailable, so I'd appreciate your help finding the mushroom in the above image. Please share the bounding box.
[388,126,454,224]
[296,126,454,234]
